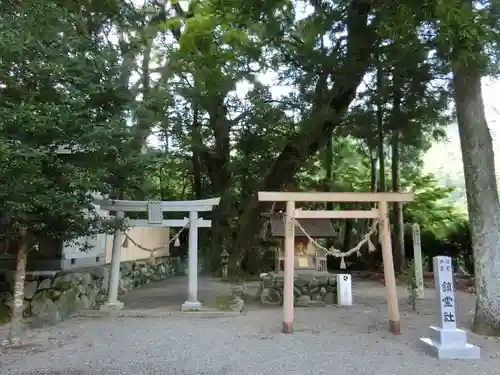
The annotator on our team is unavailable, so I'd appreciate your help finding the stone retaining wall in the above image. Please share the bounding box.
[0,257,184,323]
[258,271,338,306]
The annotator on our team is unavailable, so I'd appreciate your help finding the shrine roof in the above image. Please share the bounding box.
[269,216,336,238]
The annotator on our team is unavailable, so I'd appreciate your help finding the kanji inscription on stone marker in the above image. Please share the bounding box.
[442,296,453,308]
[441,281,452,293]
[444,312,455,323]
[412,224,421,246]
[433,256,457,329]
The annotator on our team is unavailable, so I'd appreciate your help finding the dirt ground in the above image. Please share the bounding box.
[118,275,239,310]
[2,277,500,375]
[0,275,487,337]
[107,275,499,356]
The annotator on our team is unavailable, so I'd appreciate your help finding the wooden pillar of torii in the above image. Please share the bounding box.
[258,191,414,335]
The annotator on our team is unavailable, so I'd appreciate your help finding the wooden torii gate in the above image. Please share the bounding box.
[258,191,414,335]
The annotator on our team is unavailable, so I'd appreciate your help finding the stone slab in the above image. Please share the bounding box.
[420,337,480,360]
[429,326,467,346]
[77,308,243,319]
[181,301,203,311]
[100,301,124,311]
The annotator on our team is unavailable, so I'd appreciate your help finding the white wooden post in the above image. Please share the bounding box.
[101,210,125,310]
[420,256,480,359]
[412,223,424,299]
[182,211,202,311]
[283,200,295,333]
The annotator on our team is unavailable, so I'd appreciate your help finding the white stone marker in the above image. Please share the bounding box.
[336,274,352,306]
[412,223,425,299]
[420,256,480,360]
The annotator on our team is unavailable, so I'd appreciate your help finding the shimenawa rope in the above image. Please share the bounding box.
[122,218,193,260]
[279,211,379,269]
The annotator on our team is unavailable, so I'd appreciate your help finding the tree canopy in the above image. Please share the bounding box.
[2,0,500,336]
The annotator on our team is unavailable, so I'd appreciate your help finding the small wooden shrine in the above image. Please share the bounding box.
[262,204,336,272]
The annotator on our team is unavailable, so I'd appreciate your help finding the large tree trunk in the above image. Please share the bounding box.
[204,101,233,271]
[131,36,153,152]
[390,75,405,273]
[233,0,374,272]
[342,220,353,252]
[6,230,28,345]
[239,141,252,206]
[369,143,378,193]
[453,60,500,336]
[323,135,335,248]
[191,107,204,200]
[375,62,386,193]
[391,128,405,273]
[323,135,334,201]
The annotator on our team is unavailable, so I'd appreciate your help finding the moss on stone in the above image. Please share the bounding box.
[0,304,10,324]
[214,294,233,311]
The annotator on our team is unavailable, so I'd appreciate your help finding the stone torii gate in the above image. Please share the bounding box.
[95,197,220,311]
[258,191,414,335]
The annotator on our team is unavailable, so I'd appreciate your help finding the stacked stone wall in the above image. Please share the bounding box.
[0,257,185,323]
[259,272,338,306]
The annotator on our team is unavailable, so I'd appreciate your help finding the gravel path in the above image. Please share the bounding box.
[1,280,500,375]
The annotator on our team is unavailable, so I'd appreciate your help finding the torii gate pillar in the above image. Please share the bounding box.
[182,210,202,310]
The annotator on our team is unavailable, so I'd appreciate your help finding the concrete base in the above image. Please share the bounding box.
[80,308,242,319]
[99,301,124,311]
[181,300,202,311]
[420,326,480,360]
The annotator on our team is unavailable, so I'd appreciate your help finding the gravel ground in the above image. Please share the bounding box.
[1,281,500,375]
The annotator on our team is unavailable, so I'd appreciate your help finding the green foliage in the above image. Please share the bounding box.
[0,1,146,247]
[2,0,497,273]
[434,0,493,71]
[443,219,473,274]
[423,123,500,211]
[403,171,466,237]
[404,217,473,275]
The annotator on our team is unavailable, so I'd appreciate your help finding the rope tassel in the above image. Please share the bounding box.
[368,239,376,252]
[340,257,346,269]
[118,219,191,256]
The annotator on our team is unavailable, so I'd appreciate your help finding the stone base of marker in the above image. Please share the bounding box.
[181,300,202,311]
[99,300,124,311]
[420,326,480,360]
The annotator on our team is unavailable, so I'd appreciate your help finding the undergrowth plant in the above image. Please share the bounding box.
[405,260,418,310]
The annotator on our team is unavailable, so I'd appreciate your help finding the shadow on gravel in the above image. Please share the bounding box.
[18,371,225,375]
